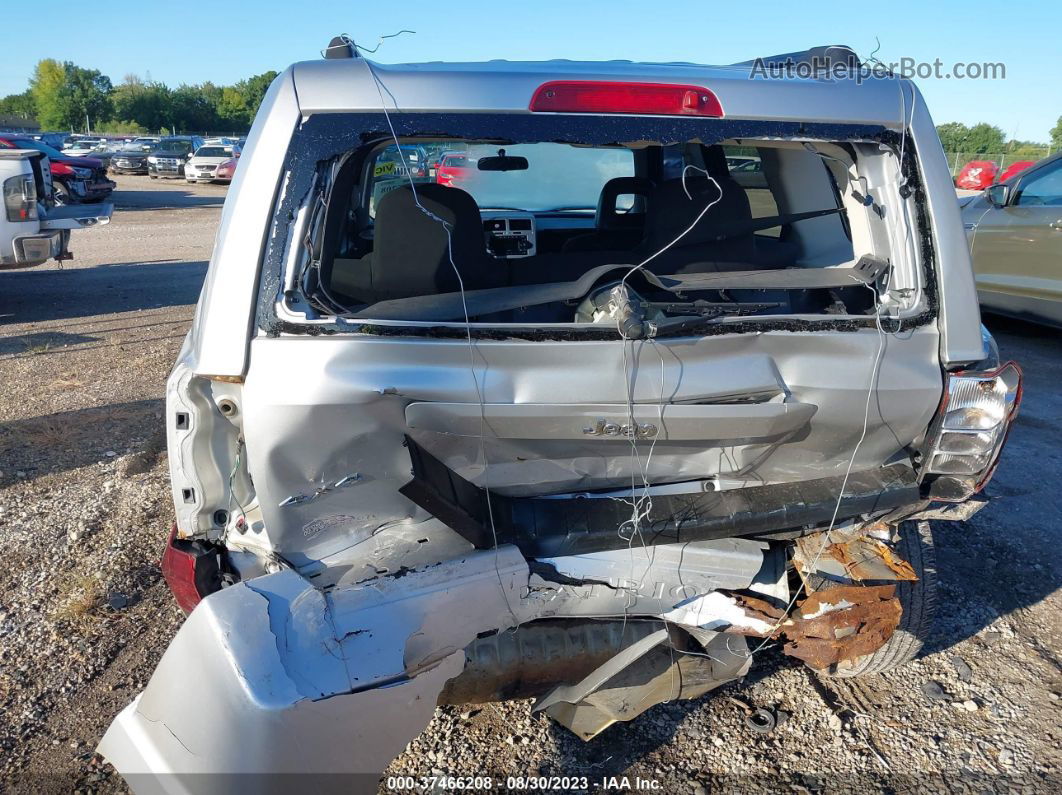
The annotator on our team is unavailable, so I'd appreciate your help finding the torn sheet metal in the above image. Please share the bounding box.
[782,584,902,669]
[792,533,918,584]
[661,584,902,671]
[663,591,777,634]
[534,626,751,740]
[538,538,766,598]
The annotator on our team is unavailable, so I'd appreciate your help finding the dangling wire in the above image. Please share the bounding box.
[360,57,518,625]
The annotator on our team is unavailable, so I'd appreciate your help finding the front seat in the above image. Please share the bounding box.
[331,183,503,303]
[562,176,655,253]
[638,146,797,274]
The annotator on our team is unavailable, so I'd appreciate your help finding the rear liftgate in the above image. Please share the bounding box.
[99,312,944,791]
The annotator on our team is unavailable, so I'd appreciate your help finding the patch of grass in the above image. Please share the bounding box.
[13,418,70,449]
[51,575,105,628]
[49,376,84,390]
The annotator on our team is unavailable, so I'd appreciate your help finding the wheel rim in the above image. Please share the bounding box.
[54,183,70,205]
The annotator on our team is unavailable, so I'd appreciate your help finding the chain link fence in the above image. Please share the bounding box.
[944,148,1057,177]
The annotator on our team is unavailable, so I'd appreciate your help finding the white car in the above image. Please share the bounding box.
[62,138,107,156]
[185,145,240,183]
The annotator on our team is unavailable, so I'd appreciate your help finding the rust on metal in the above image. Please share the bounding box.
[782,584,902,669]
[723,585,902,669]
[792,533,918,583]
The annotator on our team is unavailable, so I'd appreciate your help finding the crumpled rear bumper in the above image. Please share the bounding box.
[97,551,523,793]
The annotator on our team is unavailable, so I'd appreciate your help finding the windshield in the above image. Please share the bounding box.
[194,147,231,158]
[370,142,634,213]
[155,141,193,154]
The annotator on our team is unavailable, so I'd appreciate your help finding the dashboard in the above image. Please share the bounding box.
[481,212,536,259]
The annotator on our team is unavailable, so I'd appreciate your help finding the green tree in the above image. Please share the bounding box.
[0,90,35,120]
[59,64,113,131]
[111,78,172,131]
[1051,117,1062,151]
[964,123,1006,154]
[241,70,278,124]
[935,122,969,152]
[169,84,219,132]
[29,59,66,129]
[214,85,249,128]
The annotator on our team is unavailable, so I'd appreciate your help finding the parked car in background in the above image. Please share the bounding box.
[962,152,1062,327]
[110,139,163,175]
[213,156,238,183]
[997,160,1035,183]
[185,144,239,183]
[955,160,998,191]
[63,137,106,154]
[1,148,112,269]
[0,135,114,204]
[147,136,204,179]
[727,155,768,189]
[435,151,475,187]
[29,132,68,149]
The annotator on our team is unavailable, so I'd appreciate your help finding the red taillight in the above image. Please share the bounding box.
[530,81,723,117]
[161,524,222,613]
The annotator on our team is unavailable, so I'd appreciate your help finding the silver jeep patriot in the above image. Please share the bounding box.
[99,41,1021,792]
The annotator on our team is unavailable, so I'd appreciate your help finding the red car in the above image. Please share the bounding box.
[997,160,1035,183]
[954,160,998,191]
[0,135,114,204]
[435,153,475,187]
[214,157,238,183]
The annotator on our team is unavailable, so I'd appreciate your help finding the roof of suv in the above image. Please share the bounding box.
[289,56,911,127]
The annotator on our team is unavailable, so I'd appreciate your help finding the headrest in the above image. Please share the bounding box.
[644,173,753,250]
[369,183,496,299]
[597,176,655,230]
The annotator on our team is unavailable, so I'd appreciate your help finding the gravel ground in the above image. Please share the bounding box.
[0,175,1059,793]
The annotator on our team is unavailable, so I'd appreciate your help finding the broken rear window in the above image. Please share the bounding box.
[275,115,926,333]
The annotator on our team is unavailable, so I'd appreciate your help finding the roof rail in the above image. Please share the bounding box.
[732,45,861,70]
[324,35,358,60]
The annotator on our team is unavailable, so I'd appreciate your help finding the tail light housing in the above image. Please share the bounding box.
[161,524,223,613]
[3,174,37,222]
[530,81,723,117]
[921,362,1022,501]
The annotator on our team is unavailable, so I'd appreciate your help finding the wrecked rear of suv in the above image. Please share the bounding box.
[100,43,1021,792]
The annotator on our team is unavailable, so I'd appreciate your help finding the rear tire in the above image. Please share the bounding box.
[818,520,937,677]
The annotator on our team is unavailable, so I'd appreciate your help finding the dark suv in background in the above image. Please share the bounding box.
[147,136,204,179]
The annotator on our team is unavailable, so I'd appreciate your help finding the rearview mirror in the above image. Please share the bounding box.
[477,149,528,172]
[985,183,1010,208]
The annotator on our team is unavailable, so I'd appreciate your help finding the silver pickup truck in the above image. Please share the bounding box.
[0,149,112,269]
[99,42,1021,792]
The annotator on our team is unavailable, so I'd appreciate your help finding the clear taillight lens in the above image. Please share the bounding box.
[922,362,1022,500]
[3,175,37,222]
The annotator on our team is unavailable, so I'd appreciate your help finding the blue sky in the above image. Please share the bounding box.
[2,0,1058,142]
